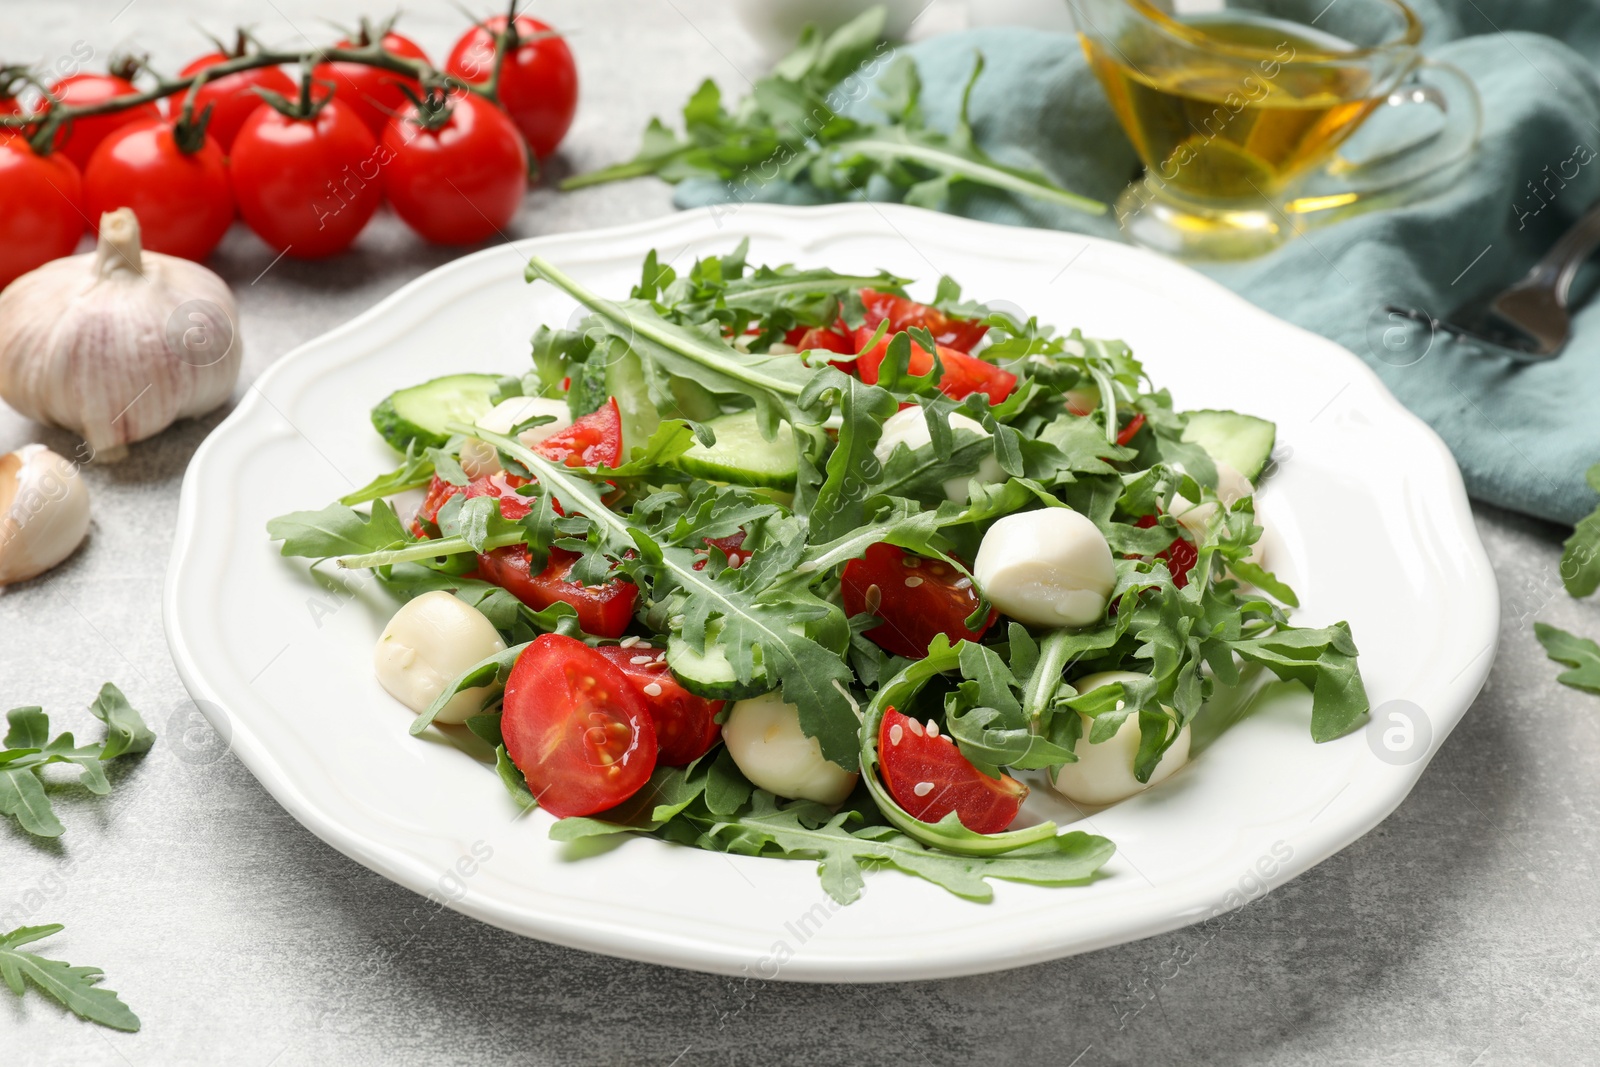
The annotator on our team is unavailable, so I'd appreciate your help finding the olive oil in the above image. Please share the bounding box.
[1083,14,1381,203]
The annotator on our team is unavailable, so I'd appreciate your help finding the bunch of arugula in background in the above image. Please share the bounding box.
[1,683,150,1032]
[563,6,1105,218]
[1537,462,1600,693]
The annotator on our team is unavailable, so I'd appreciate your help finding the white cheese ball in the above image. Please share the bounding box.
[458,397,575,479]
[1172,460,1253,542]
[722,692,858,806]
[973,508,1115,628]
[873,406,1004,504]
[373,591,507,724]
[1051,670,1191,806]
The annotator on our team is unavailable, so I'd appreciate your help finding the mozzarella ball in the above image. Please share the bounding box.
[974,508,1115,627]
[374,591,507,724]
[1063,385,1101,416]
[1051,671,1191,806]
[1172,460,1253,542]
[873,407,1004,504]
[459,397,575,479]
[722,691,858,806]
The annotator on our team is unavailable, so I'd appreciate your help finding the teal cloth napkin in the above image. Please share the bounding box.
[674,3,1600,526]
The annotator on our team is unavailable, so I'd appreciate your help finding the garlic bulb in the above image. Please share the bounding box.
[0,208,243,461]
[0,444,91,585]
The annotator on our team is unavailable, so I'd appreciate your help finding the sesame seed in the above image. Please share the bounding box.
[905,718,924,737]
[636,642,652,651]
[904,576,923,588]
[927,720,939,738]
[889,724,904,746]
[953,577,972,590]
[864,584,882,614]
[630,655,655,665]
[619,636,640,648]
[642,682,663,697]
[913,782,934,797]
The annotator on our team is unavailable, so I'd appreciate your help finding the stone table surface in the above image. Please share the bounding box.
[4,2,1599,1065]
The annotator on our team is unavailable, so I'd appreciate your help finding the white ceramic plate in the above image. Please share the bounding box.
[164,204,1497,982]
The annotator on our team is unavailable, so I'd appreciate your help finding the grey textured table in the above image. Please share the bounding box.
[4,2,1599,1064]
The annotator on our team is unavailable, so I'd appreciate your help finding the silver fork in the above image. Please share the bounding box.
[1386,199,1600,361]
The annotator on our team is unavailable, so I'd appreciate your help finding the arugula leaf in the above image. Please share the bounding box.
[1535,622,1600,693]
[1233,623,1369,741]
[339,440,436,505]
[495,746,538,810]
[87,683,155,762]
[0,925,140,1032]
[565,11,1104,218]
[1561,462,1600,597]
[267,499,410,559]
[0,696,153,838]
[0,765,61,837]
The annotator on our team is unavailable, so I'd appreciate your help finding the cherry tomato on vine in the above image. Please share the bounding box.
[171,53,296,152]
[502,633,658,817]
[380,93,526,245]
[313,29,429,136]
[594,644,723,766]
[446,15,578,159]
[83,119,233,261]
[46,73,162,172]
[840,543,996,659]
[877,707,1027,834]
[230,96,381,258]
[0,134,84,289]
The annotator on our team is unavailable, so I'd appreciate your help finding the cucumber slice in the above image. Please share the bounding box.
[667,631,770,700]
[1181,409,1277,483]
[673,410,798,490]
[371,373,500,451]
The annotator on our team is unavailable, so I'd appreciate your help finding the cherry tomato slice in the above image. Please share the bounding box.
[502,633,657,817]
[860,289,988,353]
[445,15,578,159]
[850,327,1017,404]
[877,707,1026,834]
[1133,514,1198,588]
[693,531,748,572]
[840,543,996,659]
[313,31,430,136]
[783,324,854,354]
[535,397,623,469]
[473,547,639,639]
[172,54,297,152]
[411,471,531,536]
[46,74,162,171]
[594,644,723,766]
[1115,412,1146,446]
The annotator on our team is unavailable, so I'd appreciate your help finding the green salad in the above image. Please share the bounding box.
[267,243,1368,904]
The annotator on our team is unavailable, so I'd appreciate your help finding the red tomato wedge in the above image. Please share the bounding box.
[1133,515,1198,588]
[860,289,988,352]
[536,397,623,469]
[1116,412,1146,446]
[693,531,748,571]
[594,644,723,766]
[783,324,854,354]
[840,543,996,659]
[850,327,1017,404]
[502,634,657,817]
[473,547,639,638]
[877,707,1026,834]
[411,472,531,536]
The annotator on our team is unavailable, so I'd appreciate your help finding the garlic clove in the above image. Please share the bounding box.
[0,208,243,461]
[0,444,91,585]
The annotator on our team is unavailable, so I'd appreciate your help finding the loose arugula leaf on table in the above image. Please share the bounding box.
[0,691,154,838]
[1535,622,1600,694]
[564,9,1105,218]
[1561,462,1600,598]
[0,924,140,1032]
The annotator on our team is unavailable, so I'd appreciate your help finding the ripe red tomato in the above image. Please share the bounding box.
[1133,515,1198,588]
[502,633,658,817]
[313,31,429,136]
[172,54,297,152]
[860,289,988,352]
[473,546,640,638]
[840,543,996,659]
[380,94,526,245]
[536,397,623,468]
[849,326,1017,404]
[594,644,723,766]
[230,98,381,258]
[46,73,162,171]
[693,531,748,572]
[783,324,854,353]
[83,119,233,261]
[411,471,530,536]
[446,15,578,159]
[0,135,84,290]
[877,707,1026,833]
